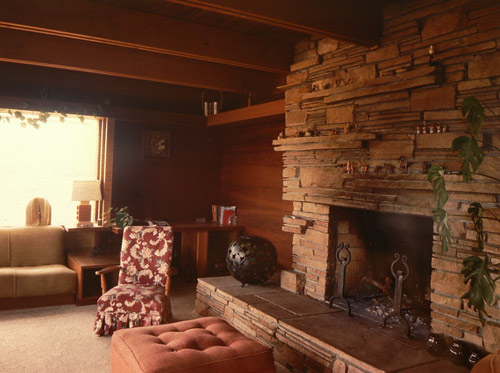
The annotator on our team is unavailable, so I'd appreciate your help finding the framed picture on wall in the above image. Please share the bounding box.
[144,129,171,158]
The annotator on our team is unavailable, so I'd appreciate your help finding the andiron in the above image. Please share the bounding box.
[329,242,352,316]
[382,252,413,338]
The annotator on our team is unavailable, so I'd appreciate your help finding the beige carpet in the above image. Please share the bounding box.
[0,279,198,373]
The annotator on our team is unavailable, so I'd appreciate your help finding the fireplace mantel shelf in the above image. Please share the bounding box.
[273,132,376,146]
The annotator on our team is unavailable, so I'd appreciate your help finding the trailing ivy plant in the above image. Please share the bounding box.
[0,92,109,128]
[429,96,500,325]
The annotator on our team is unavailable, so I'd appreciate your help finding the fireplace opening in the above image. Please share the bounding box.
[331,207,433,338]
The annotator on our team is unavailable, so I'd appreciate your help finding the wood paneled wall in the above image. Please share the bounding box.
[217,122,293,269]
[112,120,220,222]
[112,119,292,269]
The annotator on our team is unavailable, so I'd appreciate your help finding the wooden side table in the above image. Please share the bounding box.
[67,253,120,305]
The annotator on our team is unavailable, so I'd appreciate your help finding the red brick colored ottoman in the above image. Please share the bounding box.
[111,316,276,373]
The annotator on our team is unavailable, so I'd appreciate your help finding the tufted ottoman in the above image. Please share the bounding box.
[111,316,276,373]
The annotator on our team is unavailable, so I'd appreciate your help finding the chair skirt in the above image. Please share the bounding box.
[94,283,171,336]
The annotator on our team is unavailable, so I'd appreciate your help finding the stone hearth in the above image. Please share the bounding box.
[195,275,469,373]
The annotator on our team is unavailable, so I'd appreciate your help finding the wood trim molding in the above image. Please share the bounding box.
[166,0,382,46]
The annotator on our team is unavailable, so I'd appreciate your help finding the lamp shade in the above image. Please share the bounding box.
[71,180,102,202]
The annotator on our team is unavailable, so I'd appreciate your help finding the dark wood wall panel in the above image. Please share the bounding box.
[112,121,220,222]
[218,122,293,269]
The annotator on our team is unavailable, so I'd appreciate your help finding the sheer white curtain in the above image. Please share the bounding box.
[0,112,99,226]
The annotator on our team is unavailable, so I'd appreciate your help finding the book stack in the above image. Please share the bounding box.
[211,205,237,225]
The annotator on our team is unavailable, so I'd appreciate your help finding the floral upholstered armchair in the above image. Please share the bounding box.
[94,225,176,336]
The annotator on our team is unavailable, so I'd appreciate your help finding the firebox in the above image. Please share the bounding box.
[329,207,434,337]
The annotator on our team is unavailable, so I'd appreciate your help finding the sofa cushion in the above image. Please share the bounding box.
[0,229,10,267]
[15,265,76,297]
[0,268,16,298]
[9,226,65,267]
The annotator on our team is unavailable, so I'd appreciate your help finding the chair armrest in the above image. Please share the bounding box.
[165,267,179,296]
[95,265,121,276]
[96,265,121,294]
[167,267,179,276]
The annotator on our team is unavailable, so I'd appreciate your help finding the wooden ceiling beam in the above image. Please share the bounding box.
[0,28,284,95]
[0,0,292,73]
[165,0,382,46]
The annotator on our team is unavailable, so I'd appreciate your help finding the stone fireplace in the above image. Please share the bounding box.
[273,0,500,354]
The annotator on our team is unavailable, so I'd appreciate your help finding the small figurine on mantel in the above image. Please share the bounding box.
[384,163,395,174]
[399,156,409,174]
[329,129,338,136]
[305,128,317,137]
[277,131,284,140]
[359,160,368,174]
[346,161,354,174]
[344,122,350,134]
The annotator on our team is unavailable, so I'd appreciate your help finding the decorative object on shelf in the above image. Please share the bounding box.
[448,340,469,365]
[465,348,487,369]
[384,163,395,174]
[277,131,284,140]
[344,122,350,134]
[202,90,223,116]
[109,206,133,228]
[346,160,354,174]
[399,156,409,174]
[226,235,277,286]
[428,44,435,60]
[425,333,448,356]
[144,129,171,158]
[305,128,316,137]
[71,180,102,227]
[358,160,368,174]
[26,197,52,226]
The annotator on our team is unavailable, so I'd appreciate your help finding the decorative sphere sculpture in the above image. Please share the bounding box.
[226,235,278,286]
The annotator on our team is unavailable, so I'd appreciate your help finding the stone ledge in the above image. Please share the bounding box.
[196,276,468,373]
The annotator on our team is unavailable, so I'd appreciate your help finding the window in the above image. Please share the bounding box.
[0,111,100,226]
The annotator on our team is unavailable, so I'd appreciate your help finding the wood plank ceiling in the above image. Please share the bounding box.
[0,0,384,116]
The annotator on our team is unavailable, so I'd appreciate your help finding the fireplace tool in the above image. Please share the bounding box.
[329,242,352,316]
[382,253,413,338]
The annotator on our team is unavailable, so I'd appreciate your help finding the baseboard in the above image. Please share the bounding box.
[0,294,75,311]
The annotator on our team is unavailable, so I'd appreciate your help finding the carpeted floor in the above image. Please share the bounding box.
[0,279,198,373]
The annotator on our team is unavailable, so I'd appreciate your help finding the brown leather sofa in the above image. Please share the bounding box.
[0,226,77,309]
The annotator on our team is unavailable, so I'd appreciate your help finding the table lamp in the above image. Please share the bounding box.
[72,180,102,227]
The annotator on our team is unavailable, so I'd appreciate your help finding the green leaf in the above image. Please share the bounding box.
[452,136,484,182]
[468,202,485,252]
[462,96,485,135]
[428,165,452,252]
[14,111,25,121]
[461,255,497,325]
